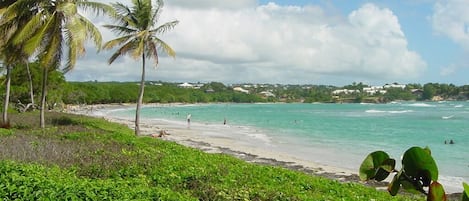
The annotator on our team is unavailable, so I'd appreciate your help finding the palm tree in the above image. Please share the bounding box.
[103,0,178,135]
[0,2,34,125]
[1,0,114,128]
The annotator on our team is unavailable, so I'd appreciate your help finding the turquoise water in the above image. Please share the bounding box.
[110,101,468,190]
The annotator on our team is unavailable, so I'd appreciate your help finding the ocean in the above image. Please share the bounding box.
[107,101,468,193]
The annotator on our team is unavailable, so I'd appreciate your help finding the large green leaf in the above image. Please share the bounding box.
[428,181,446,201]
[462,182,469,201]
[374,158,396,181]
[402,147,438,181]
[359,151,391,181]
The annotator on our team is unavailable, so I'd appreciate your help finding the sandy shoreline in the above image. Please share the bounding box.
[66,103,389,188]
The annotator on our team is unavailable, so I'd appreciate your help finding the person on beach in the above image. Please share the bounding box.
[224,117,227,125]
[187,113,191,127]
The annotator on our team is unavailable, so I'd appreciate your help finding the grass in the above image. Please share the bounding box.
[0,111,424,200]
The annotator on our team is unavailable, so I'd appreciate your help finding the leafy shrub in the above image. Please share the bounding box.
[360,146,469,201]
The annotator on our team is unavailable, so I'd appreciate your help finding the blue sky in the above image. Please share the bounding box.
[68,0,469,86]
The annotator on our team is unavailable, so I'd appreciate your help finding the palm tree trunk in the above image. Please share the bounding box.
[135,53,146,136]
[2,65,11,124]
[40,67,48,128]
[26,62,35,107]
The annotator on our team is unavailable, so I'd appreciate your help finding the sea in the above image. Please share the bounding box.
[107,101,468,193]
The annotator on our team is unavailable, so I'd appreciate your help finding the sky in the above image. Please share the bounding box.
[66,0,469,86]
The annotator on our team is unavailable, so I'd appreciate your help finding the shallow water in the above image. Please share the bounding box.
[109,101,469,192]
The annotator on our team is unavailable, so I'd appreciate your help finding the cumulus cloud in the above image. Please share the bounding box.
[68,1,427,84]
[432,0,469,49]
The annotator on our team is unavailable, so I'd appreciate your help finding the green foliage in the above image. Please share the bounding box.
[463,182,469,201]
[360,147,455,201]
[429,182,447,201]
[59,82,267,104]
[359,151,394,181]
[384,88,416,101]
[9,62,66,105]
[402,147,438,182]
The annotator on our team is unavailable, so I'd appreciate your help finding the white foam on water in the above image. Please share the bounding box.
[406,103,436,107]
[442,115,455,119]
[365,109,386,113]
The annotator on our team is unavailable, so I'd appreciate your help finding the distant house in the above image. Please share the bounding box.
[178,82,194,88]
[233,87,249,94]
[384,84,406,89]
[332,89,359,95]
[411,89,423,97]
[363,86,386,95]
[260,91,275,97]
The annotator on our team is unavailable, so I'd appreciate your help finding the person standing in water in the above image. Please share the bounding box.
[187,113,191,128]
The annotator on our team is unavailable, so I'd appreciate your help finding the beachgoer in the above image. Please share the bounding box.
[449,139,454,144]
[223,118,226,125]
[187,113,191,127]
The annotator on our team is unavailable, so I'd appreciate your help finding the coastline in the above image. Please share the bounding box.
[65,103,466,196]
[66,103,387,188]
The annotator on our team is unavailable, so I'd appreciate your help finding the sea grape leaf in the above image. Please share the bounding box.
[428,181,446,201]
[423,146,432,155]
[388,171,401,196]
[359,151,390,181]
[380,158,396,173]
[374,159,396,181]
[462,182,469,201]
[402,147,438,181]
[401,179,422,194]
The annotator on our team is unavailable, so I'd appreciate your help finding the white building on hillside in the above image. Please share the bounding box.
[178,82,194,88]
[233,87,249,94]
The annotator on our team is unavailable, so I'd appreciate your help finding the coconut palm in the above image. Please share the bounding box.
[1,0,114,128]
[103,0,178,135]
[0,1,35,125]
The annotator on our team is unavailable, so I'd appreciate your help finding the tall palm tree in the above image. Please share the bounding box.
[103,0,178,135]
[1,0,114,128]
[0,2,34,125]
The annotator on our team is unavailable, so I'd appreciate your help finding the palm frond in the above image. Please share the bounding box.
[151,0,164,26]
[78,15,103,50]
[112,2,132,18]
[145,40,158,66]
[78,1,117,18]
[150,20,179,35]
[57,2,77,15]
[64,31,79,73]
[12,12,43,46]
[154,37,176,58]
[40,25,63,70]
[103,24,137,36]
[102,35,134,50]
[108,40,137,64]
[21,12,55,56]
[132,35,146,59]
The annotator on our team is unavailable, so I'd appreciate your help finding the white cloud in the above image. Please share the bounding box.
[432,0,469,49]
[68,1,427,85]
